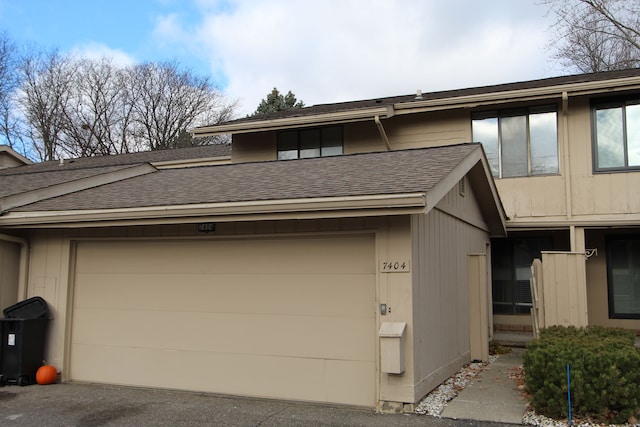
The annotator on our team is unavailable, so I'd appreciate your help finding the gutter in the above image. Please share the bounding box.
[0,233,29,300]
[192,106,391,137]
[0,193,427,228]
[392,76,640,115]
[192,76,640,137]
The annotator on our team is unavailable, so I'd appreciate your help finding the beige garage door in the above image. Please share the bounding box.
[70,235,376,406]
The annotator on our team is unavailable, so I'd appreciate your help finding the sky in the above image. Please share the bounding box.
[0,0,567,117]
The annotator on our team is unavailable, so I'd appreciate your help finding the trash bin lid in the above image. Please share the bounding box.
[3,296,49,319]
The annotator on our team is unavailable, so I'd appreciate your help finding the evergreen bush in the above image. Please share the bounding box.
[523,326,640,424]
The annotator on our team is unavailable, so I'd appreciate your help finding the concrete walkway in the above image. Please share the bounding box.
[441,348,528,424]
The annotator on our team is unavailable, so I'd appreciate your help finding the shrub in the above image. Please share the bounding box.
[523,326,640,424]
[489,340,511,355]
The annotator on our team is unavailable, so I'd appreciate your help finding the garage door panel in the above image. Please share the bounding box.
[72,308,375,361]
[71,344,374,406]
[76,237,374,275]
[71,235,376,406]
[74,273,374,318]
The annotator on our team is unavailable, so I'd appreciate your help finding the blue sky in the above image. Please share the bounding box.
[0,0,565,116]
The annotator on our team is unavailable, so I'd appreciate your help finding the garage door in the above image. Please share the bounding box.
[70,235,376,406]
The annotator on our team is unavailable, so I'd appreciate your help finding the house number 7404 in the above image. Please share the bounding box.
[380,261,410,272]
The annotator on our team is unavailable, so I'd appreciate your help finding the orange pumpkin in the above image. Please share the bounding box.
[36,365,57,385]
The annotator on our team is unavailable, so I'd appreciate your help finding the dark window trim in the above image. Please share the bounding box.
[471,104,559,179]
[591,95,640,174]
[606,235,640,319]
[276,125,343,160]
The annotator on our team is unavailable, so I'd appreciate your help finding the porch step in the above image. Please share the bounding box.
[493,330,533,348]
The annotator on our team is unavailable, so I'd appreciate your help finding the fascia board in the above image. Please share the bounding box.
[0,193,427,228]
[393,77,640,114]
[506,214,640,229]
[191,106,391,136]
[191,77,640,137]
[0,163,157,211]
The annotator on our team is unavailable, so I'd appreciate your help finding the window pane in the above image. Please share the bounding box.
[608,238,640,317]
[530,112,558,174]
[321,126,343,156]
[300,148,320,158]
[321,126,342,147]
[626,104,640,166]
[299,129,320,158]
[278,150,298,160]
[501,115,528,177]
[472,117,499,177]
[596,107,625,168]
[277,131,297,151]
[321,145,342,156]
[491,239,514,314]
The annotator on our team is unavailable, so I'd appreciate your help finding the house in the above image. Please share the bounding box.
[0,138,504,409]
[192,68,640,335]
[1,68,639,411]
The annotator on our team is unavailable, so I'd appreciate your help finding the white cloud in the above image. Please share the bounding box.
[153,0,565,116]
[70,42,137,68]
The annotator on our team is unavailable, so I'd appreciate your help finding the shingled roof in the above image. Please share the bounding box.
[11,144,476,211]
[0,143,506,234]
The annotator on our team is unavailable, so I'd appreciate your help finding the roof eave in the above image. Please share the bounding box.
[191,106,392,137]
[193,75,640,136]
[0,193,427,228]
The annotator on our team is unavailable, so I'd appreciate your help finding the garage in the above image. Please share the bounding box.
[69,234,377,406]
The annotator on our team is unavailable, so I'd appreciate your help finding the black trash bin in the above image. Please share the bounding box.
[0,297,50,386]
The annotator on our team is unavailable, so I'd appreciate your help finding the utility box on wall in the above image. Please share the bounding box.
[378,322,406,374]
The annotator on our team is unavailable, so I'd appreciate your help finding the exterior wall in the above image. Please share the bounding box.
[24,216,420,407]
[0,240,20,311]
[0,152,26,169]
[410,178,490,403]
[231,132,276,163]
[230,109,471,163]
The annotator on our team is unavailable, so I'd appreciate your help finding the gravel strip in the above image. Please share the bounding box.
[413,352,640,427]
[414,356,496,416]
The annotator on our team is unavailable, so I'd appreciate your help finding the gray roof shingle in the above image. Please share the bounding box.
[11,144,480,212]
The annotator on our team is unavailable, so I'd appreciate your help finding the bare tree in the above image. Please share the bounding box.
[60,58,134,156]
[17,48,78,161]
[15,53,236,159]
[0,33,22,150]
[545,0,640,72]
[128,61,235,150]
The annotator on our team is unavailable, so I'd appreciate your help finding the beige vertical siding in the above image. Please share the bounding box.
[0,240,20,311]
[411,180,490,402]
[539,252,588,327]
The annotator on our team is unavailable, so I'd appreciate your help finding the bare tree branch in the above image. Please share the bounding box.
[544,0,640,72]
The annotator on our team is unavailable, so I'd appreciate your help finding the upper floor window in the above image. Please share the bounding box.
[472,107,559,178]
[277,126,343,160]
[593,99,640,171]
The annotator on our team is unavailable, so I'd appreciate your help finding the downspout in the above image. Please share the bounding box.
[375,116,392,151]
[0,233,29,300]
[561,91,577,251]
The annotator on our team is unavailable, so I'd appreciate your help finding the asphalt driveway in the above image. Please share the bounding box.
[0,382,522,427]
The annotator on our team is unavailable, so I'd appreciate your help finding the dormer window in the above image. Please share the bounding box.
[277,126,343,160]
